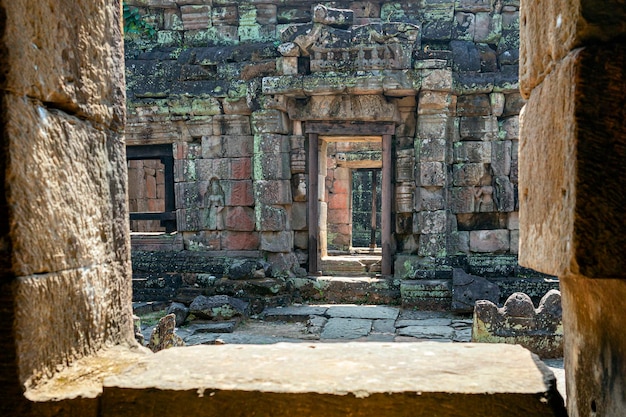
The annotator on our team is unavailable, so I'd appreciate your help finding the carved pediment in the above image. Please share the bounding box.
[280,4,420,72]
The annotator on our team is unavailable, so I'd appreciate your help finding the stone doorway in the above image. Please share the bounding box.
[322,138,383,276]
[306,121,394,277]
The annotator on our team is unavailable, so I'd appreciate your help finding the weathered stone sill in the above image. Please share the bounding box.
[27,343,566,417]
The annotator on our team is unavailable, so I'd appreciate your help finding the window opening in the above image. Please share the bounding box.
[127,144,176,232]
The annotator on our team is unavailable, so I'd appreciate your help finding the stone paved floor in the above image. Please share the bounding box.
[138,303,565,399]
[140,304,473,346]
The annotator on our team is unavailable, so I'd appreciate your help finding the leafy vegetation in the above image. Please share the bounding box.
[123,3,157,37]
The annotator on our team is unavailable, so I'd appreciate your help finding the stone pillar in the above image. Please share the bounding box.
[0,0,133,412]
[519,1,626,416]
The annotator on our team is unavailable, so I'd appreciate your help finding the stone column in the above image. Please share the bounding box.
[519,1,626,416]
[0,0,133,412]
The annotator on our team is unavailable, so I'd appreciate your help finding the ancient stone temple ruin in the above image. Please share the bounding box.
[2,1,625,416]
[125,0,553,308]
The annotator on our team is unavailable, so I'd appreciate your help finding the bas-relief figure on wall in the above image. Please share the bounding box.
[203,178,224,230]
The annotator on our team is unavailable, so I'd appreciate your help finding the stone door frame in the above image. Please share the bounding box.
[306,121,394,276]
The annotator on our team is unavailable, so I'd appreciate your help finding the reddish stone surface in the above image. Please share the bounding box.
[225,207,255,231]
[145,175,157,199]
[470,230,509,253]
[330,178,350,194]
[221,231,260,250]
[147,199,164,212]
[258,205,288,231]
[328,223,351,236]
[328,208,350,225]
[225,180,254,206]
[230,158,252,179]
[328,192,349,209]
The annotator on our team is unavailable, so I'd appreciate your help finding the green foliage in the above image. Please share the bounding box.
[123,3,157,37]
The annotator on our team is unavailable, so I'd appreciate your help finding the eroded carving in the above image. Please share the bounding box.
[203,178,225,230]
[472,290,563,358]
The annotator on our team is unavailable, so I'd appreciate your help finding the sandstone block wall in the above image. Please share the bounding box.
[518,0,626,415]
[0,0,135,410]
[124,0,534,288]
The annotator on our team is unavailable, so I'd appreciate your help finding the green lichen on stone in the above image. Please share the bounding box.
[381,3,405,22]
[167,13,184,31]
[200,27,239,46]
[326,231,339,247]
[262,75,304,95]
[239,25,262,42]
[227,81,249,100]
[482,14,503,45]
[183,159,197,181]
[156,30,183,48]
[239,4,257,26]
[197,274,217,287]
[252,134,265,181]
[402,259,418,279]
[211,305,237,320]
[422,3,454,21]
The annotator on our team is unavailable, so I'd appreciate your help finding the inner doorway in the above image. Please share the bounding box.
[351,168,382,250]
[306,121,394,276]
[324,140,382,252]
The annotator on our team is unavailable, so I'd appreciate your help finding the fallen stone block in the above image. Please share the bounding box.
[452,268,500,313]
[472,290,563,358]
[189,295,250,321]
[166,302,189,327]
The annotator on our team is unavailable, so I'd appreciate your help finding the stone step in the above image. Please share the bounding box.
[401,279,452,311]
[320,255,381,276]
[295,276,400,304]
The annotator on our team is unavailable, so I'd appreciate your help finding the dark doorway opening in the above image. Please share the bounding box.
[352,168,382,249]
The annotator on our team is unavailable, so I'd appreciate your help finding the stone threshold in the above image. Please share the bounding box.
[27,343,566,416]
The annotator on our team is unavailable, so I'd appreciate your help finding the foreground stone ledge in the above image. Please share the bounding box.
[102,343,565,417]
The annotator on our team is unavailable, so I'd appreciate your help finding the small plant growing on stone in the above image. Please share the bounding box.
[123,3,156,38]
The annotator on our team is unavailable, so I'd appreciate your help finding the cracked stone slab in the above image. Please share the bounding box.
[326,305,400,320]
[187,321,238,334]
[453,328,473,342]
[262,306,329,322]
[321,318,372,339]
[306,315,328,335]
[397,325,455,339]
[397,310,455,320]
[372,319,396,333]
[395,318,453,328]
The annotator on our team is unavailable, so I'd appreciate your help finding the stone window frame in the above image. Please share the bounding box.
[126,144,177,233]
